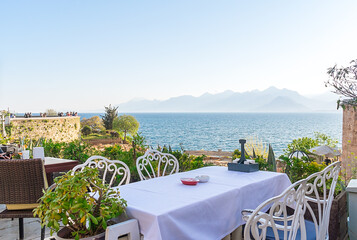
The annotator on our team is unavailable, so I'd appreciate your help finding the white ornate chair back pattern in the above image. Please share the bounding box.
[242,179,308,240]
[72,155,131,187]
[303,161,341,240]
[136,150,179,181]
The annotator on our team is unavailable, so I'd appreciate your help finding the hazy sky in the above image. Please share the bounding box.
[1,0,357,112]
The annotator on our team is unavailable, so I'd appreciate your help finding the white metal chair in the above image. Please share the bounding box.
[303,161,341,240]
[136,149,179,181]
[242,179,308,240]
[242,161,341,240]
[105,219,140,240]
[72,155,131,187]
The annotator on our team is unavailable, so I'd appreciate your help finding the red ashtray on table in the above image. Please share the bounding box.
[180,178,199,185]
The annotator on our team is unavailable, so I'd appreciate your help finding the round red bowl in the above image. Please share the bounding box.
[180,178,199,185]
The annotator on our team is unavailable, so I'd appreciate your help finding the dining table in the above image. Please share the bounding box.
[44,157,79,184]
[115,166,292,240]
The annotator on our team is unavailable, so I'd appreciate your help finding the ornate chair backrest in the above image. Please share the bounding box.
[303,161,341,240]
[243,179,308,240]
[136,149,179,181]
[72,156,130,187]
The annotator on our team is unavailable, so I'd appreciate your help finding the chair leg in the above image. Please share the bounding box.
[19,218,24,240]
[41,226,45,240]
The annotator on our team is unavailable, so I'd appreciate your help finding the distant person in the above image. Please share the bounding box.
[324,157,331,165]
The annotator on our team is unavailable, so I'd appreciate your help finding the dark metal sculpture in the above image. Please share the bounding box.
[228,139,259,173]
[237,139,247,164]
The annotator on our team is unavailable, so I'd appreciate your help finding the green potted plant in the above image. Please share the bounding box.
[34,167,126,240]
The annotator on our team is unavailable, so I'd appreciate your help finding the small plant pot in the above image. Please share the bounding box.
[55,227,105,240]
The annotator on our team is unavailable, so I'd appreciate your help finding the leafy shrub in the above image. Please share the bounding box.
[80,116,105,133]
[34,167,126,239]
[178,153,208,172]
[168,149,211,172]
[113,115,139,142]
[284,132,338,155]
[110,131,119,139]
[81,125,92,136]
[42,139,65,158]
[279,156,326,183]
[62,140,94,163]
[100,144,142,182]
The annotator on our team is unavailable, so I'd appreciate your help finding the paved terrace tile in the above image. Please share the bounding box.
[0,204,52,240]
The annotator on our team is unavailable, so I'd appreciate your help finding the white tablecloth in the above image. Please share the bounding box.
[44,157,77,165]
[115,166,291,240]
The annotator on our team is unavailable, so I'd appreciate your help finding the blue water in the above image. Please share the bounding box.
[80,112,342,156]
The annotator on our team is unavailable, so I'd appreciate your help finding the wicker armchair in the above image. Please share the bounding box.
[0,159,47,240]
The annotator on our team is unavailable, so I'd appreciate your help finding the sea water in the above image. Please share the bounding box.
[80,112,342,156]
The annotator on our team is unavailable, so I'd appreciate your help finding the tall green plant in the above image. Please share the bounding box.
[100,144,142,182]
[62,140,94,163]
[42,139,65,158]
[101,104,119,130]
[113,115,139,142]
[267,144,277,172]
[34,167,126,239]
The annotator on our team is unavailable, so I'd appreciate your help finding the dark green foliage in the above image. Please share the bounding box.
[110,131,119,138]
[267,144,277,172]
[252,148,257,159]
[232,149,249,160]
[179,153,209,172]
[113,115,139,142]
[5,124,12,136]
[132,133,146,150]
[232,149,241,160]
[62,140,94,163]
[100,144,142,182]
[284,137,318,155]
[81,125,92,136]
[279,156,325,183]
[80,116,105,133]
[284,132,338,155]
[34,167,126,239]
[280,155,342,196]
[170,150,211,172]
[42,139,66,157]
[101,104,119,130]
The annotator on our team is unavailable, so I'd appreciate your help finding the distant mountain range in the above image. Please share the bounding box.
[118,87,339,112]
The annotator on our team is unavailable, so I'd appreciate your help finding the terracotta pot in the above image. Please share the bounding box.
[55,227,105,240]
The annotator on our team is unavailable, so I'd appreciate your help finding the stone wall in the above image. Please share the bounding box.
[342,106,357,178]
[7,116,80,142]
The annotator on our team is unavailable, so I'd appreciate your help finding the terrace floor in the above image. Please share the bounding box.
[0,205,52,240]
[0,204,133,240]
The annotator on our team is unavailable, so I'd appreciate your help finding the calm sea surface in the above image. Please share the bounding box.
[80,112,342,156]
